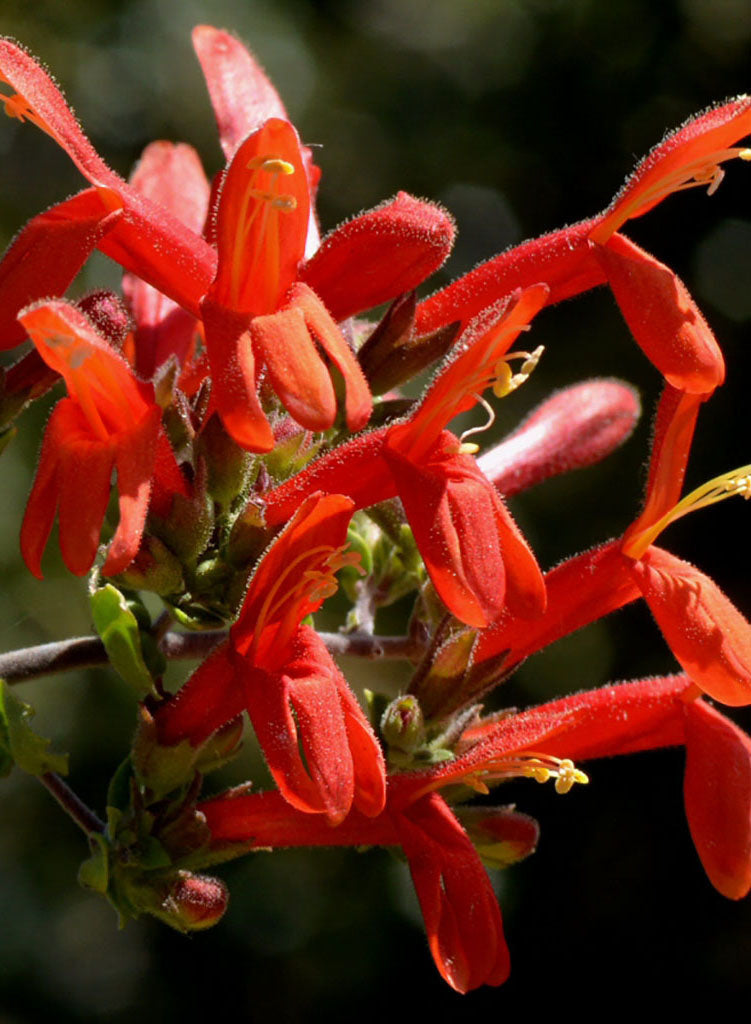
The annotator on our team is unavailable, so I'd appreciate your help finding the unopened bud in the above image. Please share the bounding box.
[116,535,184,595]
[455,805,539,868]
[478,378,640,496]
[381,695,425,753]
[129,869,228,932]
[76,290,132,349]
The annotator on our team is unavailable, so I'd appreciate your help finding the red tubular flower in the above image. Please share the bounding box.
[156,493,386,824]
[18,301,186,578]
[199,788,509,993]
[593,233,725,394]
[264,287,548,626]
[432,675,751,901]
[0,38,217,311]
[477,378,641,496]
[590,96,751,244]
[200,673,751,989]
[618,386,751,707]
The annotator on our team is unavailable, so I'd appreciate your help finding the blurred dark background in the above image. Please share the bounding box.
[1,0,751,1019]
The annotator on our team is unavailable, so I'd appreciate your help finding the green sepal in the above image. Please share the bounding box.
[364,689,391,736]
[90,583,158,699]
[136,836,172,870]
[78,833,110,894]
[107,755,135,812]
[0,679,68,777]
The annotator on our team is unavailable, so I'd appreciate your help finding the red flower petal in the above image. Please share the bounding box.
[630,546,751,706]
[406,284,549,460]
[192,25,288,162]
[243,627,385,824]
[102,406,162,577]
[200,299,274,452]
[251,302,337,431]
[0,188,123,351]
[683,697,751,899]
[122,142,208,378]
[233,492,356,660]
[383,434,507,627]
[595,234,725,394]
[284,282,372,432]
[300,192,456,321]
[394,793,509,993]
[20,399,111,579]
[622,386,704,558]
[209,119,310,315]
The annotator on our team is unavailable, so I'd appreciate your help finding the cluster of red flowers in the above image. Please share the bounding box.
[1,26,751,993]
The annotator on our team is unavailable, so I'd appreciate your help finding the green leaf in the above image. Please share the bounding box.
[0,679,68,777]
[90,584,157,699]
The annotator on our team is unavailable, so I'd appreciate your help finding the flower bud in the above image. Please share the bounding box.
[381,695,425,753]
[454,805,539,868]
[478,378,640,496]
[128,869,228,932]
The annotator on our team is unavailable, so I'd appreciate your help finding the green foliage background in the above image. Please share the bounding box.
[1,0,750,1018]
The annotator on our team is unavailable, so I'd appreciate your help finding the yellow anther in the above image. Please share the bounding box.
[492,361,514,398]
[263,158,295,175]
[492,345,545,398]
[554,759,589,794]
[272,195,297,211]
[459,441,480,455]
[246,155,295,175]
[739,149,751,161]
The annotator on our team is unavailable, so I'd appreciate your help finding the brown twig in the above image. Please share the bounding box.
[1,629,424,685]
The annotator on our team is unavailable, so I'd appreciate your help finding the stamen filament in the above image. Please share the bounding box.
[459,394,496,446]
[623,463,751,559]
[247,544,355,660]
[411,752,589,803]
[591,145,751,243]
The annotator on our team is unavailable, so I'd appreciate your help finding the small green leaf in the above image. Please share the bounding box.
[78,834,110,894]
[90,583,157,699]
[0,679,68,777]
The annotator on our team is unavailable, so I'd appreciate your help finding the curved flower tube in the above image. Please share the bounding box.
[155,493,386,824]
[18,300,186,578]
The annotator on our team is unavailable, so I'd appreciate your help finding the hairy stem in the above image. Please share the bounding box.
[0,629,424,685]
